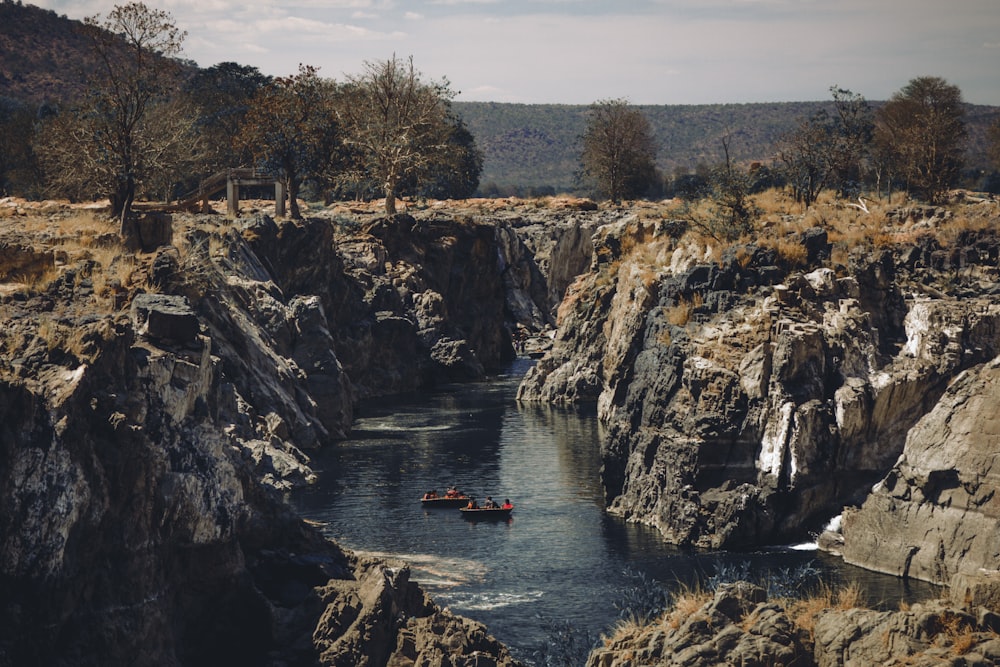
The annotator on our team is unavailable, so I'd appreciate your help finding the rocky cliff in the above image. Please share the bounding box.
[518,202,1000,554]
[838,356,1000,586]
[0,207,527,665]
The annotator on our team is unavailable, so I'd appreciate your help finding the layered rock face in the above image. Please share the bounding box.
[519,212,1000,549]
[239,213,517,400]
[0,212,524,665]
[840,357,1000,585]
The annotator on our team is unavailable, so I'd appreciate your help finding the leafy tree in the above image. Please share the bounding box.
[184,62,271,172]
[236,64,342,219]
[340,55,459,215]
[874,76,966,203]
[580,98,657,203]
[78,2,187,228]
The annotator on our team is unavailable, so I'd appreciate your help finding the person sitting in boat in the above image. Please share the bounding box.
[466,497,479,509]
[445,486,461,498]
[484,496,499,509]
[501,499,513,510]
[423,490,439,500]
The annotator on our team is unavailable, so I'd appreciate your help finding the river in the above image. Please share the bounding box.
[290,358,936,664]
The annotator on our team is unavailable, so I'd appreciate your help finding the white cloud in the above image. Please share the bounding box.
[25,0,1000,104]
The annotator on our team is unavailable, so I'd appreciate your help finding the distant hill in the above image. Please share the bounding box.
[2,1,997,195]
[454,101,834,193]
[0,1,98,106]
[455,101,1000,194]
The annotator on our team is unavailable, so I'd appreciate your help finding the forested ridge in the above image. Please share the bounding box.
[455,101,1000,194]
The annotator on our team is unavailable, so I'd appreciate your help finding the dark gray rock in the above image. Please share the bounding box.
[131,293,200,344]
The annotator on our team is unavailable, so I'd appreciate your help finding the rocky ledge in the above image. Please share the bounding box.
[517,198,1000,573]
[838,355,1000,588]
[0,206,553,665]
[588,581,1000,667]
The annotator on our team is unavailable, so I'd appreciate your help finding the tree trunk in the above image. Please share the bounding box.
[115,177,136,242]
[288,177,301,219]
[383,182,397,215]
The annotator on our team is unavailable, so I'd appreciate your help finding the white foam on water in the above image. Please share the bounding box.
[353,550,488,589]
[356,421,453,433]
[437,590,545,611]
[786,512,843,551]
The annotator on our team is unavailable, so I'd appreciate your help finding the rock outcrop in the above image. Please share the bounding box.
[0,210,525,665]
[236,213,517,400]
[839,356,1000,586]
[587,582,1000,667]
[519,211,1000,549]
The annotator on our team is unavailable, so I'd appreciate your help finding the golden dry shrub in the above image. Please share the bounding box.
[664,584,713,630]
[666,293,702,327]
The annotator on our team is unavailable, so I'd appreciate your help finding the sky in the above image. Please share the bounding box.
[32,0,1000,105]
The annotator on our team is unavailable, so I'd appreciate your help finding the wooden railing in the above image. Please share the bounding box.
[138,168,284,218]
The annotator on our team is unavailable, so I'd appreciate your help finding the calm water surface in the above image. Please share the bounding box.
[291,359,936,663]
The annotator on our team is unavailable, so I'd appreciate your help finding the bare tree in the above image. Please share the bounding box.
[85,3,186,227]
[777,109,834,208]
[33,3,189,237]
[875,76,966,204]
[705,135,759,240]
[37,93,202,207]
[340,55,456,215]
[580,98,657,203]
[828,86,873,196]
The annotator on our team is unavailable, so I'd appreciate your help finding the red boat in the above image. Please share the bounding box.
[421,495,470,508]
[460,506,513,520]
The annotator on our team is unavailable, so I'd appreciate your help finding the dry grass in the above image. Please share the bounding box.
[833,580,866,610]
[10,264,61,292]
[664,584,713,630]
[738,188,1000,273]
[937,611,977,655]
[760,236,809,268]
[734,245,755,269]
[666,292,703,327]
[603,612,654,646]
[785,585,834,639]
[35,316,96,360]
[781,580,865,640]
